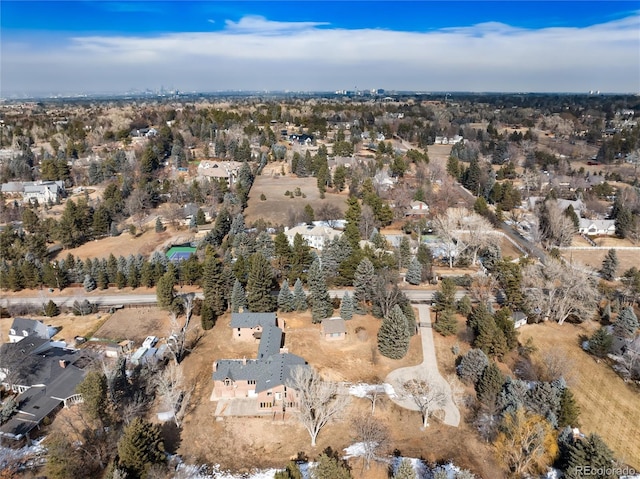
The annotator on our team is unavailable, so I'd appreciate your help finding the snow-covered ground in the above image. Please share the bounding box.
[348,382,397,398]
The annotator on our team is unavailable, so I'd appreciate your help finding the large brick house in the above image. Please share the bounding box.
[211,315,309,415]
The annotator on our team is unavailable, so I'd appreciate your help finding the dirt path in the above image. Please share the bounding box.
[385,304,461,427]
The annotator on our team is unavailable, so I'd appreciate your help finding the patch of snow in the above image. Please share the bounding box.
[343,441,378,459]
[545,468,562,479]
[347,382,397,399]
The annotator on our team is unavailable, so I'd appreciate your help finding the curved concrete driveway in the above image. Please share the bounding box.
[385,304,460,427]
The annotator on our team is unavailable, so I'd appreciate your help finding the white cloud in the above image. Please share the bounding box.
[2,14,638,95]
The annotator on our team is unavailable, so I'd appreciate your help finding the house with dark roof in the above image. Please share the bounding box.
[211,324,308,414]
[230,312,284,341]
[0,339,91,440]
[7,318,52,344]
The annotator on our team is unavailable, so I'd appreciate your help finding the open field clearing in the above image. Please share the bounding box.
[92,306,171,343]
[177,310,505,478]
[562,249,640,273]
[54,229,174,260]
[520,322,640,469]
[244,175,347,226]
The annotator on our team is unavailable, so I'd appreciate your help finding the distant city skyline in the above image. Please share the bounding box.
[1,1,639,97]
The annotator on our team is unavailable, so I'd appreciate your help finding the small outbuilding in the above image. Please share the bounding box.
[321,317,347,341]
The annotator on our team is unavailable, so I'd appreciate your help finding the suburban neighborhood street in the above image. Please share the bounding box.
[385,304,461,427]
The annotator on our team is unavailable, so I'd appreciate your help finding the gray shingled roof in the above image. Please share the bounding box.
[213,353,307,393]
[9,318,50,340]
[321,318,346,335]
[257,326,282,360]
[230,312,277,329]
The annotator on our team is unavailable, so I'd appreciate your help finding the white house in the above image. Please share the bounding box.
[197,161,243,186]
[578,218,616,236]
[284,224,342,251]
[0,180,65,204]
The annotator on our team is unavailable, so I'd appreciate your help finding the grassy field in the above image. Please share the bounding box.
[244,174,347,226]
[520,322,640,469]
[562,249,640,274]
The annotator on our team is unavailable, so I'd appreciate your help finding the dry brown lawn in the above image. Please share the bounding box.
[91,306,171,343]
[562,249,640,274]
[244,175,348,226]
[520,322,640,469]
[177,309,505,478]
[54,229,174,260]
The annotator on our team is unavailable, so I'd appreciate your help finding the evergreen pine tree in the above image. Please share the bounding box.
[117,417,165,479]
[83,273,96,292]
[564,434,616,479]
[340,291,354,320]
[277,279,294,313]
[115,271,127,289]
[434,308,458,336]
[156,272,176,309]
[476,361,505,405]
[405,257,422,285]
[44,300,60,317]
[398,236,411,268]
[393,458,417,479]
[457,348,489,386]
[308,259,333,323]
[246,252,276,312]
[353,257,375,304]
[613,306,639,339]
[377,304,410,359]
[230,279,247,313]
[202,255,227,316]
[293,278,307,311]
[600,249,619,281]
[155,217,164,233]
[127,264,139,289]
[588,327,613,357]
[558,387,580,429]
[433,277,456,312]
[274,461,303,479]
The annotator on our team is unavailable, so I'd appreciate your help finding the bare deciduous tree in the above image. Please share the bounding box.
[154,362,193,427]
[364,383,386,415]
[433,208,468,268]
[287,366,349,447]
[400,378,447,428]
[522,259,597,325]
[460,213,493,266]
[167,293,196,364]
[469,274,498,305]
[351,414,389,470]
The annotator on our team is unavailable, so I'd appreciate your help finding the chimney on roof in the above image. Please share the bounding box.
[59,359,68,368]
[242,356,247,366]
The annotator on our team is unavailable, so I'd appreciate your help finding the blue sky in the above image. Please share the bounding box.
[1,1,639,95]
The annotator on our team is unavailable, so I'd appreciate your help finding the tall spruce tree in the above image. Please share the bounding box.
[339,291,354,320]
[377,304,410,359]
[433,277,456,312]
[202,255,227,317]
[293,278,307,311]
[156,272,176,309]
[613,306,639,338]
[476,361,505,405]
[230,279,247,313]
[353,257,375,305]
[278,279,294,313]
[600,249,619,281]
[393,458,417,479]
[405,257,422,285]
[246,252,276,312]
[434,308,458,336]
[308,259,333,323]
[117,417,165,479]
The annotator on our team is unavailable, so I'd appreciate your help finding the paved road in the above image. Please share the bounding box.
[0,289,469,308]
[384,304,460,427]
